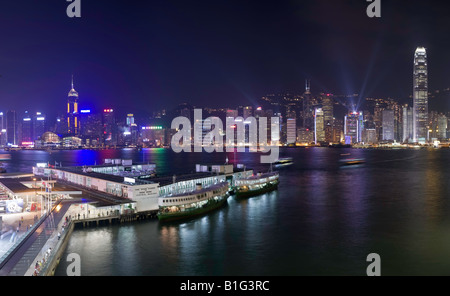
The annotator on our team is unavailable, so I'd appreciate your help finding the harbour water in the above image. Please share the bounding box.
[3,147,450,276]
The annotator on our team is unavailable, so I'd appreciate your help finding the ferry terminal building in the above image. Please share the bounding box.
[32,159,253,214]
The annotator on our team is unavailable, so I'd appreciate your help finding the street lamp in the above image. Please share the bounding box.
[32,178,37,203]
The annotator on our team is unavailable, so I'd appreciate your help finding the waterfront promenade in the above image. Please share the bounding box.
[0,200,74,276]
[0,198,147,276]
[0,198,101,275]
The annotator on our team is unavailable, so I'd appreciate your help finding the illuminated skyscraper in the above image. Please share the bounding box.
[437,114,448,140]
[382,110,395,141]
[321,93,333,142]
[402,105,414,143]
[80,109,102,145]
[254,107,265,119]
[102,109,116,145]
[286,118,297,144]
[362,128,377,144]
[344,112,361,144]
[226,109,238,118]
[314,108,325,144]
[413,47,428,142]
[297,127,313,144]
[358,112,364,143]
[124,114,138,146]
[303,79,313,130]
[243,106,253,119]
[21,111,33,145]
[6,110,18,146]
[67,76,80,135]
[0,112,5,146]
[34,112,46,141]
[126,114,135,126]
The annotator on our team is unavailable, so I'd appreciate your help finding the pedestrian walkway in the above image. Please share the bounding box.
[0,196,140,276]
[0,212,43,259]
[0,201,74,276]
[24,202,89,276]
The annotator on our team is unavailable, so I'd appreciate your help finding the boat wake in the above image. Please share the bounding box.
[371,154,419,164]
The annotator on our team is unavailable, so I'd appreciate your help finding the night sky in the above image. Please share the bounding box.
[1,0,450,118]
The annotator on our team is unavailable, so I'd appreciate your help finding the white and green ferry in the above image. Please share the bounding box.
[234,172,279,198]
[157,182,230,221]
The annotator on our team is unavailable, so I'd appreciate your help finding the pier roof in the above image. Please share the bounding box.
[56,166,153,185]
[56,181,134,207]
[0,176,133,207]
[0,177,82,195]
[141,171,227,187]
[56,166,234,187]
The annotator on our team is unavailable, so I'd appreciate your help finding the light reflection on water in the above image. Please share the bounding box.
[4,148,450,275]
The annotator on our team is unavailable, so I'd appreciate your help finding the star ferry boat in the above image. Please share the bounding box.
[157,182,230,221]
[234,171,279,198]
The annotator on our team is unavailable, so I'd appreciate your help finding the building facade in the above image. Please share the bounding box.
[382,110,395,141]
[67,77,80,136]
[344,112,360,144]
[413,47,428,142]
[286,118,297,145]
[402,105,414,143]
[34,112,46,141]
[6,110,18,146]
[314,108,325,144]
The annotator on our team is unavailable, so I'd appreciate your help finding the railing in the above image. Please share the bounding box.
[0,200,61,271]
[55,178,131,204]
[73,211,121,222]
[37,219,74,276]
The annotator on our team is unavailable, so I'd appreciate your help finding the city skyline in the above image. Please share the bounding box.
[2,1,450,148]
[3,54,450,149]
[2,1,450,115]
[3,68,450,120]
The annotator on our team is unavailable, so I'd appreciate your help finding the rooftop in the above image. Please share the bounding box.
[59,167,140,184]
[0,176,133,207]
[56,164,156,185]
[142,171,227,187]
[0,177,82,194]
[51,163,247,187]
[55,179,134,207]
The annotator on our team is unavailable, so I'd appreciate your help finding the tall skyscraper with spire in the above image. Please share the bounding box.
[413,47,428,142]
[67,75,79,135]
[302,79,313,130]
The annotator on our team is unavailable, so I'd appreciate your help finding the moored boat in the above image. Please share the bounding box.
[157,182,230,221]
[234,171,279,198]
